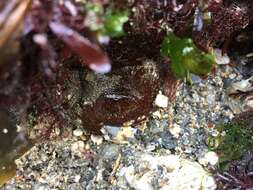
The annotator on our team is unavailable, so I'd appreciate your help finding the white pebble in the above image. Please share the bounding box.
[214,48,230,65]
[73,129,83,137]
[198,151,219,166]
[169,124,181,138]
[91,135,103,145]
[152,110,162,118]
[155,94,169,108]
[71,141,85,152]
[74,175,81,183]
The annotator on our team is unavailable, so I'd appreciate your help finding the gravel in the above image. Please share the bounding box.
[1,64,245,190]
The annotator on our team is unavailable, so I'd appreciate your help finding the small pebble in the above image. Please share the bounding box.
[169,124,181,138]
[229,73,237,79]
[71,141,85,152]
[54,128,61,136]
[73,129,83,137]
[155,94,169,108]
[74,175,81,183]
[191,74,202,84]
[198,151,219,166]
[214,48,230,65]
[152,110,162,119]
[91,135,103,145]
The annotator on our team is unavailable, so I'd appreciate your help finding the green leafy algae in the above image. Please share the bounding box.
[85,2,129,38]
[103,11,129,38]
[161,33,215,80]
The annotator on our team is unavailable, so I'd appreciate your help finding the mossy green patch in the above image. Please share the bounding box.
[207,121,253,170]
[103,11,129,38]
[161,32,215,81]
